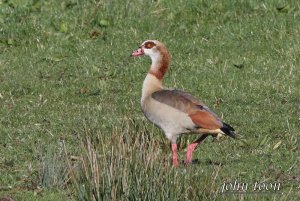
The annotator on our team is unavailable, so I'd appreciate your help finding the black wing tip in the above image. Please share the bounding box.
[221,123,236,139]
[223,122,235,131]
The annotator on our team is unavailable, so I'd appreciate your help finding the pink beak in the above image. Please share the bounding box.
[131,47,144,57]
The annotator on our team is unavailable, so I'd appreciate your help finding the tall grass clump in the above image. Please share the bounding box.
[64,120,227,200]
[39,144,69,189]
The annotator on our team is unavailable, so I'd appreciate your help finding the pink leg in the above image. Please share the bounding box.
[185,134,208,164]
[171,143,179,167]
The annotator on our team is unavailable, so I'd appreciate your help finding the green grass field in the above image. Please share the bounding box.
[0,0,299,200]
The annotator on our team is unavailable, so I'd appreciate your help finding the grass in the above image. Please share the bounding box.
[0,0,299,200]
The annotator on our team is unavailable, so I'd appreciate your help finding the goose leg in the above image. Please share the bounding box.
[185,134,208,164]
[171,143,179,167]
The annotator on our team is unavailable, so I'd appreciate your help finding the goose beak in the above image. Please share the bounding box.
[131,47,144,57]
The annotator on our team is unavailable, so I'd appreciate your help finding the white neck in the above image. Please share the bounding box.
[141,73,163,102]
[149,53,161,71]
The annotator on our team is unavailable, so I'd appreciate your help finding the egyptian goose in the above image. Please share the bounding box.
[131,40,236,167]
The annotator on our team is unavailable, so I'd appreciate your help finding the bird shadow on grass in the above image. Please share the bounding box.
[184,157,244,167]
[181,159,224,166]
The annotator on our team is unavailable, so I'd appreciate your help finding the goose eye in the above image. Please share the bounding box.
[144,41,155,49]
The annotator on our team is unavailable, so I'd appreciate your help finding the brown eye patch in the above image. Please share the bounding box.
[144,41,156,49]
